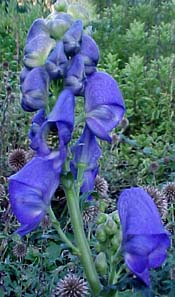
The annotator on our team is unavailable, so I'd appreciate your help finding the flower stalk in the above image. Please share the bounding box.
[63,182,102,296]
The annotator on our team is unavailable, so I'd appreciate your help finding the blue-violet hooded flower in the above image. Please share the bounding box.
[85,71,125,142]
[21,67,50,112]
[9,153,65,236]
[117,187,170,286]
[71,125,101,197]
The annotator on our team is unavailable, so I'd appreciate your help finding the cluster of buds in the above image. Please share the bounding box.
[95,211,121,276]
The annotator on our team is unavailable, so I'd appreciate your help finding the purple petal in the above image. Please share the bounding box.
[25,18,49,43]
[85,71,125,141]
[47,89,75,145]
[65,54,86,95]
[80,34,100,74]
[9,155,62,236]
[63,20,83,55]
[21,67,49,111]
[118,187,170,286]
[24,34,56,68]
[45,41,68,79]
[71,125,101,196]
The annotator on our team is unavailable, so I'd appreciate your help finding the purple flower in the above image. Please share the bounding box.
[85,71,125,142]
[117,187,170,286]
[9,153,65,236]
[29,89,75,156]
[63,20,83,55]
[79,34,100,75]
[71,125,101,196]
[21,67,50,112]
[45,41,68,79]
[65,54,86,95]
[23,19,55,68]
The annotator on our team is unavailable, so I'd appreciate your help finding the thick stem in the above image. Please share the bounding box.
[64,186,102,296]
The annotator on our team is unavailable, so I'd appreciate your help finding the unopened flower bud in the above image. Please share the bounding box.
[54,0,68,12]
[111,235,120,253]
[96,213,108,225]
[104,217,118,236]
[95,252,108,276]
[96,224,107,243]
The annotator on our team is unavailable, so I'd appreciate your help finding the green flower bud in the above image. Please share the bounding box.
[95,252,108,276]
[104,217,118,236]
[67,4,89,25]
[96,224,107,243]
[96,213,108,225]
[111,235,120,253]
[95,242,103,253]
[47,18,70,40]
[111,211,120,225]
[54,0,68,12]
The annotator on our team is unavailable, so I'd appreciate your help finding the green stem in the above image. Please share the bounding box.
[63,186,102,296]
[48,207,80,255]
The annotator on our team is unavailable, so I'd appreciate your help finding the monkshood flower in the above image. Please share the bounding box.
[9,152,65,236]
[85,71,125,142]
[79,34,100,75]
[71,125,101,197]
[117,187,170,286]
[28,108,46,151]
[21,67,50,112]
[45,41,68,80]
[63,20,83,55]
[29,89,75,156]
[65,54,86,95]
[23,18,56,68]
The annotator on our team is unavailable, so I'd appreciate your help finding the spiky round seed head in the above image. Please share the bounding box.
[0,184,5,197]
[41,215,51,230]
[13,242,27,258]
[8,148,26,171]
[52,274,89,297]
[162,182,175,204]
[83,205,99,226]
[149,161,159,173]
[95,175,108,198]
[2,61,9,69]
[111,133,121,145]
[144,186,168,220]
[25,149,35,162]
[119,117,129,130]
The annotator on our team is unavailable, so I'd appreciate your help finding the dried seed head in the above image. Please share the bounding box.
[0,184,5,197]
[144,186,168,220]
[95,175,108,198]
[119,117,129,130]
[52,274,89,297]
[8,148,26,171]
[13,242,27,258]
[41,215,51,230]
[2,61,9,69]
[83,205,99,226]
[149,161,159,173]
[25,149,35,162]
[162,182,175,204]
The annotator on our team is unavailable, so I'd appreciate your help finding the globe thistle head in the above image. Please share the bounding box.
[119,117,129,130]
[52,274,89,297]
[149,161,159,173]
[41,215,51,230]
[162,182,175,204]
[144,186,168,220]
[0,184,5,197]
[13,242,27,259]
[25,149,35,162]
[83,204,99,226]
[8,148,26,171]
[95,175,108,198]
